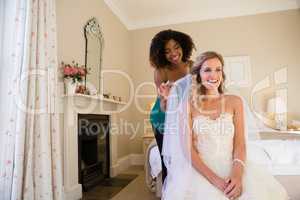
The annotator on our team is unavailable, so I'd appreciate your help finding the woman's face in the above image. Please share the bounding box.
[199,58,223,93]
[164,39,183,66]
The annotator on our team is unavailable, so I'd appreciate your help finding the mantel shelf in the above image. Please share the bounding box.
[63,94,127,105]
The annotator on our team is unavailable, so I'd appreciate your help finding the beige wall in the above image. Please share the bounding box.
[56,3,300,156]
[56,0,134,159]
[130,9,300,153]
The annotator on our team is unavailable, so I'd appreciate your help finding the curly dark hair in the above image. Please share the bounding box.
[149,29,195,69]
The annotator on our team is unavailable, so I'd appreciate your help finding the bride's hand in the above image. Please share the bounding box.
[211,176,228,192]
[224,175,243,200]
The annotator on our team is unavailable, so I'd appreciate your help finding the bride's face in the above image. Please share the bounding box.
[199,58,223,93]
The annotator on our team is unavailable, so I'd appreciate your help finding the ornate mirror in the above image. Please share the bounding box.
[84,17,104,95]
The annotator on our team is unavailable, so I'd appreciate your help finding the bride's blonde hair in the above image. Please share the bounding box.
[189,51,226,110]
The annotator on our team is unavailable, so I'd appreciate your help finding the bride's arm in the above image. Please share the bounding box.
[188,103,227,192]
[224,95,246,198]
[231,95,246,176]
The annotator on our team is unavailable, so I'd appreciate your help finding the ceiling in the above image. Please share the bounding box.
[104,0,299,30]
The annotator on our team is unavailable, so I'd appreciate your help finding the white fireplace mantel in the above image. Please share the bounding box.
[63,94,126,200]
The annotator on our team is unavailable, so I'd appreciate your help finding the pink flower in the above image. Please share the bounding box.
[63,67,72,76]
[78,68,86,76]
[71,67,79,75]
[62,61,88,82]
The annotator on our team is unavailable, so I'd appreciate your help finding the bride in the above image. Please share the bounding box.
[162,51,289,200]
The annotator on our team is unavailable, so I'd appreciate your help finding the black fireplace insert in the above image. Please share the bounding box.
[78,114,110,191]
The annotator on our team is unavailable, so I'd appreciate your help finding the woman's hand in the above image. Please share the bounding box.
[158,81,173,100]
[158,81,173,111]
[224,173,243,200]
[211,175,228,193]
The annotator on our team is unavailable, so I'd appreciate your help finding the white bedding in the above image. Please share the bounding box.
[149,140,300,177]
[248,140,300,175]
[149,145,162,178]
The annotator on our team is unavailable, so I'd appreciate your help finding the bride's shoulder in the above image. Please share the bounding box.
[224,94,243,108]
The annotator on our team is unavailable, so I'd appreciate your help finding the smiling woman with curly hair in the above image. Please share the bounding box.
[150,29,195,69]
[149,29,195,184]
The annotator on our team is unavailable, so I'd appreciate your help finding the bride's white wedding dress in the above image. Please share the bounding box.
[163,112,289,200]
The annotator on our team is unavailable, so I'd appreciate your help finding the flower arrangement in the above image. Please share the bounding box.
[62,61,87,83]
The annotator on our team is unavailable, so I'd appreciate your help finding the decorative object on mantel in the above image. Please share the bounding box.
[103,93,110,99]
[76,85,88,94]
[102,93,123,102]
[62,61,88,95]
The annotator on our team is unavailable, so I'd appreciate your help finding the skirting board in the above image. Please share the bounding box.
[110,154,144,177]
[63,184,82,200]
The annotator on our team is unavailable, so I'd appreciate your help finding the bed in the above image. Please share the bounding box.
[145,135,300,198]
[145,139,162,197]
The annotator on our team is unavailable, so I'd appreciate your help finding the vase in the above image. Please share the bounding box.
[64,78,78,95]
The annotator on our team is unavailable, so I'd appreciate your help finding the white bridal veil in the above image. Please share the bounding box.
[162,74,193,199]
[162,74,265,199]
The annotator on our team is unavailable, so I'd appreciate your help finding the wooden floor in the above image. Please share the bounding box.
[111,166,159,200]
[83,165,300,200]
[82,169,139,200]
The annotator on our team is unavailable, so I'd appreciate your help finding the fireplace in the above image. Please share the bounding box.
[78,114,110,191]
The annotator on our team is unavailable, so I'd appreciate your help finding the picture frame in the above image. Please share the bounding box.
[224,55,252,88]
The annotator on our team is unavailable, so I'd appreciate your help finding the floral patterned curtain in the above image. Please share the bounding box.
[0,0,63,199]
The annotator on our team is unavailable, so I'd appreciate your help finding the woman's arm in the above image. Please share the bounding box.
[188,103,227,192]
[153,68,170,111]
[224,95,246,199]
[231,95,246,177]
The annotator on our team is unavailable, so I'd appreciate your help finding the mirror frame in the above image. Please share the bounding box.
[84,17,104,95]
